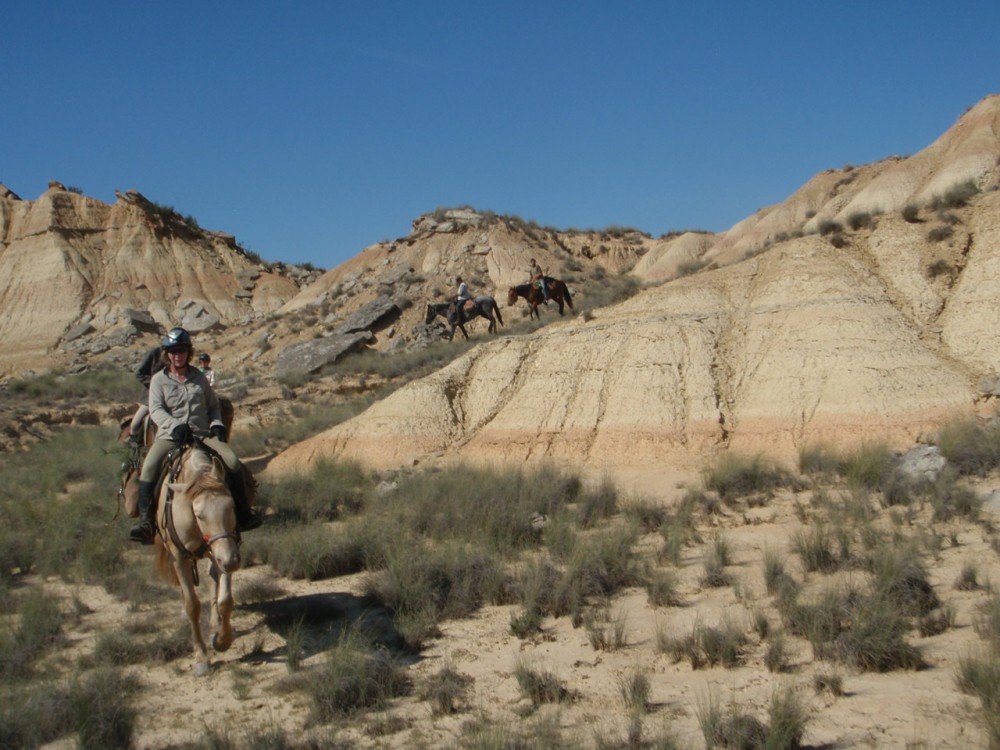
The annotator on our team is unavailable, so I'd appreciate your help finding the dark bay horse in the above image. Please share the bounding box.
[507,278,573,319]
[425,296,504,341]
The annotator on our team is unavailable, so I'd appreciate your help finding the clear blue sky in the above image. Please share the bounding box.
[3,2,998,270]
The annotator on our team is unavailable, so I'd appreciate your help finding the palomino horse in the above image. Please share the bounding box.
[425,295,504,341]
[507,278,573,319]
[155,444,242,676]
[116,397,236,519]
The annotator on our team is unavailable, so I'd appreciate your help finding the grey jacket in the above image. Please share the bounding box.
[148,366,224,438]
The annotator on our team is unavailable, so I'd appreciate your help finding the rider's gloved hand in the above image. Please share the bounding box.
[171,424,193,445]
[209,425,227,443]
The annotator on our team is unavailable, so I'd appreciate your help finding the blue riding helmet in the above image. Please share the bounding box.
[162,327,192,351]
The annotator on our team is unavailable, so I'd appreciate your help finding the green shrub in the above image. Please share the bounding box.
[301,630,411,722]
[702,453,794,502]
[365,540,508,646]
[792,522,840,573]
[618,668,650,713]
[258,459,371,523]
[901,203,921,222]
[837,442,896,490]
[0,679,72,749]
[938,418,1000,476]
[70,668,141,750]
[766,686,809,750]
[251,523,369,581]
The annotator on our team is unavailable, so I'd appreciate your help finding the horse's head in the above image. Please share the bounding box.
[170,450,241,572]
[506,287,518,306]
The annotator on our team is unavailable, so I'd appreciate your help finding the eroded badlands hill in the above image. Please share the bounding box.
[271,95,1000,473]
[0,186,310,376]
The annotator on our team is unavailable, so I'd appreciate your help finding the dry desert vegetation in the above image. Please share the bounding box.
[3,379,1000,750]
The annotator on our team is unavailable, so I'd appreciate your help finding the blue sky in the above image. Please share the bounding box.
[3,2,998,269]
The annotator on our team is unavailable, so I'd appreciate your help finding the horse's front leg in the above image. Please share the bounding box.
[174,557,210,676]
[208,562,234,652]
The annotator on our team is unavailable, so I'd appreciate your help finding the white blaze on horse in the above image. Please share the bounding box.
[155,445,242,677]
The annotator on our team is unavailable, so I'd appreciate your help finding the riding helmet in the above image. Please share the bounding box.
[162,327,193,351]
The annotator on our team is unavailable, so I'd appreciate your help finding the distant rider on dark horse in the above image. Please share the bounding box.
[528,258,548,303]
[128,327,262,544]
[453,276,474,320]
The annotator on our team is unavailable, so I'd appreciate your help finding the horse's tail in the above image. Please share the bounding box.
[493,299,504,327]
[562,281,573,307]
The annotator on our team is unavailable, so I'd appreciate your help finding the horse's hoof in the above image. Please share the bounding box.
[211,634,232,653]
[193,662,210,677]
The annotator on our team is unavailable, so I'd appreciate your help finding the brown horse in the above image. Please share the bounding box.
[155,444,242,676]
[506,278,573,319]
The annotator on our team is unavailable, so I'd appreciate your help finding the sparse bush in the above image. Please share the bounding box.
[813,671,844,696]
[792,521,840,573]
[514,660,572,707]
[901,203,921,222]
[767,685,809,749]
[927,180,980,210]
[847,212,873,230]
[930,469,981,521]
[867,542,939,617]
[938,418,1000,476]
[955,563,981,591]
[618,668,650,713]
[955,650,1000,748]
[252,523,369,581]
[676,259,708,277]
[818,219,842,236]
[646,568,681,607]
[419,664,473,715]
[764,631,789,673]
[301,630,411,722]
[837,442,896,490]
[70,667,141,750]
[926,259,953,278]
[701,534,732,588]
[928,224,954,243]
[798,443,841,477]
[702,453,795,502]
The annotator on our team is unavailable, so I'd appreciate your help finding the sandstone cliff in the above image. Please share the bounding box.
[269,95,1000,473]
[0,186,308,376]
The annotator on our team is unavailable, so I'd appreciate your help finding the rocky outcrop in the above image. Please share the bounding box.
[0,185,305,375]
[275,332,373,377]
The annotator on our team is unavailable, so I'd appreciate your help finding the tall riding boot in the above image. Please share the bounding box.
[128,481,157,544]
[229,470,263,532]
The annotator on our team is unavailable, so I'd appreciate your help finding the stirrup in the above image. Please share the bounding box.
[128,520,155,545]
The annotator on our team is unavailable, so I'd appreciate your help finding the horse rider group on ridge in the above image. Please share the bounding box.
[126,327,262,545]
[451,257,550,320]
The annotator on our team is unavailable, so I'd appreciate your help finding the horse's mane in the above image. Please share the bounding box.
[181,449,229,498]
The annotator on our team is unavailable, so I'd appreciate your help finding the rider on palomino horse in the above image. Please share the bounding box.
[128,327,262,544]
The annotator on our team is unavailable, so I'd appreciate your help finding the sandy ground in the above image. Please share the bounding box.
[30,467,1000,750]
